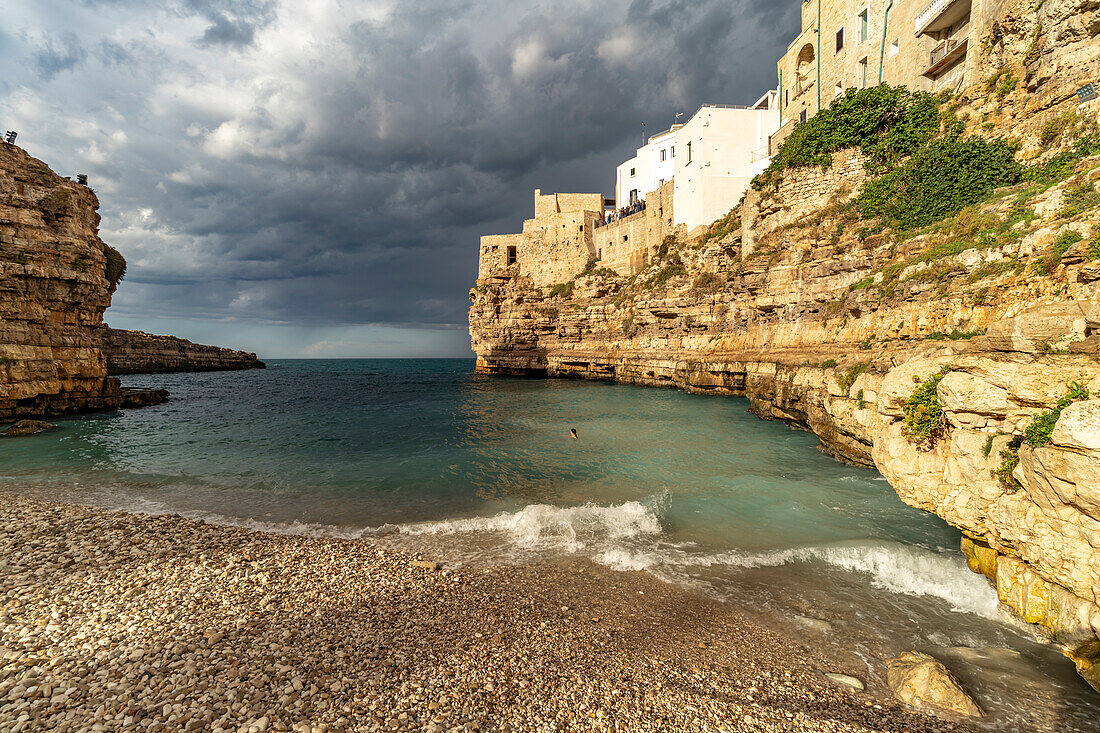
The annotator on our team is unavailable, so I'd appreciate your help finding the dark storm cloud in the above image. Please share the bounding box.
[185,0,278,48]
[31,33,87,80]
[1,0,799,349]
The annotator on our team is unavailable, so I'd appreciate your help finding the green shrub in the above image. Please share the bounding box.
[994,436,1024,490]
[690,271,725,295]
[995,72,1018,101]
[857,389,867,409]
[903,366,952,445]
[1027,133,1100,184]
[700,209,740,246]
[839,360,870,391]
[105,246,127,289]
[822,358,839,369]
[752,86,941,189]
[1033,229,1083,275]
[856,136,1023,230]
[1060,181,1100,218]
[621,316,636,337]
[549,281,575,298]
[646,262,687,288]
[654,235,678,260]
[13,252,28,265]
[1088,235,1100,261]
[72,257,89,272]
[1023,381,1090,447]
[0,356,17,367]
[929,328,987,341]
[1040,111,1076,147]
[982,434,995,457]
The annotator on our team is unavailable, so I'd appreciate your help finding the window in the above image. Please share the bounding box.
[835,82,843,98]
[579,225,584,232]
[785,89,789,106]
[889,39,899,58]
[658,178,665,186]
[799,109,807,124]
[835,28,844,53]
[686,141,692,164]
[858,57,868,88]
[670,146,675,158]
[629,189,639,204]
[597,249,602,259]
[506,246,517,265]
[630,167,636,177]
[623,235,628,242]
[660,149,667,162]
[859,10,869,43]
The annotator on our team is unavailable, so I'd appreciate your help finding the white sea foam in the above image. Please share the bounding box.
[591,538,1000,619]
[390,499,663,554]
[84,489,998,620]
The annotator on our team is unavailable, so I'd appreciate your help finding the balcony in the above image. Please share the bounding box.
[923,37,968,78]
[914,0,971,37]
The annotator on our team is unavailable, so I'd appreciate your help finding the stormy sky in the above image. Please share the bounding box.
[1,0,797,357]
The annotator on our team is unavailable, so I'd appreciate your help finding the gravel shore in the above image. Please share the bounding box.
[0,496,982,733]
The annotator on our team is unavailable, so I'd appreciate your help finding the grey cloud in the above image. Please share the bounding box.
[31,34,87,80]
[2,0,798,342]
[184,0,277,48]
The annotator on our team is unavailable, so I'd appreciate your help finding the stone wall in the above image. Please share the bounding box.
[478,189,604,288]
[99,328,266,375]
[741,148,869,259]
[594,181,676,277]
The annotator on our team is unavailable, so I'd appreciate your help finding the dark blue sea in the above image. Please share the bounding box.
[2,359,1097,728]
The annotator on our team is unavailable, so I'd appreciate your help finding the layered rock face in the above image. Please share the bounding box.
[470,0,1100,691]
[0,142,165,419]
[100,328,265,375]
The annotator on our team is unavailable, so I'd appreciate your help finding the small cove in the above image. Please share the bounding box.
[2,358,1097,730]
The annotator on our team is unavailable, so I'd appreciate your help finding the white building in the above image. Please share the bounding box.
[672,91,779,232]
[614,125,681,209]
[611,91,780,232]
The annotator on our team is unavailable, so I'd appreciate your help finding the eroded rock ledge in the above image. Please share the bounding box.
[100,328,266,375]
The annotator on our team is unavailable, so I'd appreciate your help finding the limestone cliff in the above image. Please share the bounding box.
[0,143,167,420]
[469,0,1100,692]
[100,328,265,375]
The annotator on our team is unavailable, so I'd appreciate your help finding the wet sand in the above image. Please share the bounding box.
[0,496,984,732]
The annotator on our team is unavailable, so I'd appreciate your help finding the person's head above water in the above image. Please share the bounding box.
[570,428,577,439]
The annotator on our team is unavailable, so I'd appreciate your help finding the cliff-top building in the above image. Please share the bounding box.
[615,93,779,233]
[774,0,998,149]
[477,190,608,288]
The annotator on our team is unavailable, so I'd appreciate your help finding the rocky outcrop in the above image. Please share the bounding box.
[1,420,57,437]
[100,328,265,374]
[0,142,167,420]
[469,0,1100,693]
[886,651,983,718]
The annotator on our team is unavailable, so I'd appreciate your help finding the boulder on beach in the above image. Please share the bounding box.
[886,651,982,718]
[1,419,58,437]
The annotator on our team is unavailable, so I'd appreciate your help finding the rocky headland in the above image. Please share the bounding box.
[0,141,167,420]
[0,142,263,422]
[469,0,1100,696]
[100,328,266,375]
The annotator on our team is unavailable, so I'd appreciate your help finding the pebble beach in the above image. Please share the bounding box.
[0,495,983,733]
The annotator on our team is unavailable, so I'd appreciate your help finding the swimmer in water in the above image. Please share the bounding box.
[570,428,577,439]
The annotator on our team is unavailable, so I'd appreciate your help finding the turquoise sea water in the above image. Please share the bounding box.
[2,359,1097,729]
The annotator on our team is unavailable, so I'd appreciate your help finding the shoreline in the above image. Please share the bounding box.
[0,494,984,733]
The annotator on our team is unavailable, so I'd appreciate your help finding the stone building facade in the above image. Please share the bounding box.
[594,181,677,276]
[774,0,1008,148]
[477,190,606,287]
